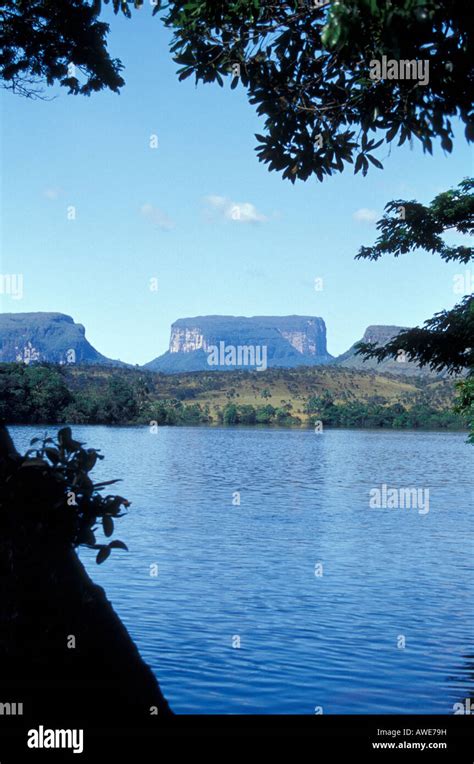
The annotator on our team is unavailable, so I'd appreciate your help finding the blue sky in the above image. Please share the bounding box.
[1,6,472,364]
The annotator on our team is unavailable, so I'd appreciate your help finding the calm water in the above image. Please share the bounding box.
[10,425,474,714]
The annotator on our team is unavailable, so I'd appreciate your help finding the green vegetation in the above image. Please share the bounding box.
[0,362,467,431]
[218,402,300,426]
[163,0,472,183]
[3,2,470,435]
[355,178,473,439]
[0,0,125,98]
[0,363,72,422]
[2,2,471,182]
[305,393,464,430]
[455,376,474,442]
[1,425,130,564]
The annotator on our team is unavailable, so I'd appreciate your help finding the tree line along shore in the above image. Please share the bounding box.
[0,362,467,431]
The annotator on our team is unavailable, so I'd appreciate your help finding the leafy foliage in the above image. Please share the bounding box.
[0,363,72,422]
[357,296,474,375]
[0,425,130,563]
[217,401,299,425]
[160,0,473,182]
[0,362,467,430]
[0,0,125,97]
[2,1,472,180]
[305,392,466,430]
[356,178,474,263]
[454,376,474,443]
[355,179,474,376]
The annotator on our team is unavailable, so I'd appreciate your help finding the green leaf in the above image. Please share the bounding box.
[371,139,384,150]
[441,135,453,152]
[354,152,364,174]
[57,427,82,452]
[58,427,70,442]
[92,479,121,489]
[108,540,128,551]
[465,122,474,142]
[96,547,111,565]
[321,19,341,49]
[367,154,383,169]
[103,516,114,537]
[45,447,60,464]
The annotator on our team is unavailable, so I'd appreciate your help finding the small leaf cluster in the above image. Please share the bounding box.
[16,427,130,564]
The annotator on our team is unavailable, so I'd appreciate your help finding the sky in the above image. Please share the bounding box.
[1,5,472,365]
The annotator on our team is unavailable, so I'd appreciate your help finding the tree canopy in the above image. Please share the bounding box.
[163,0,473,182]
[0,0,124,97]
[355,178,473,375]
[355,177,473,441]
[356,177,474,264]
[0,362,467,431]
[357,295,473,374]
[1,1,472,180]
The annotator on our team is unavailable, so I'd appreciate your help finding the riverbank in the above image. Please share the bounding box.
[0,362,467,430]
[0,424,172,747]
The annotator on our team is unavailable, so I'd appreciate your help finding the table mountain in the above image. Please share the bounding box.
[0,312,124,366]
[144,315,334,372]
[335,325,438,376]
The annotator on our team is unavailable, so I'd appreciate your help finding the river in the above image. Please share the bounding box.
[10,425,474,714]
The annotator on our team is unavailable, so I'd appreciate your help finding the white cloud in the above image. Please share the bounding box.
[206,195,227,209]
[140,203,175,231]
[43,187,62,200]
[204,195,268,224]
[353,208,378,223]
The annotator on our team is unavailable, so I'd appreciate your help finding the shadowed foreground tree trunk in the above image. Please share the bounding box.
[0,425,172,754]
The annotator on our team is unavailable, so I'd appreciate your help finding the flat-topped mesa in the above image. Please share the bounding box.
[0,312,124,366]
[146,315,333,372]
[360,325,409,346]
[169,315,329,356]
[335,324,443,377]
[335,325,408,371]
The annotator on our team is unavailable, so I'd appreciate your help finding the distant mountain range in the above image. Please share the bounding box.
[0,312,436,376]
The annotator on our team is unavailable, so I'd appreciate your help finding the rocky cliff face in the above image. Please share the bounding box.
[169,326,207,353]
[0,313,123,366]
[279,329,319,356]
[145,315,333,372]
